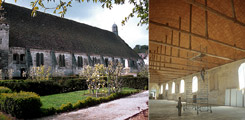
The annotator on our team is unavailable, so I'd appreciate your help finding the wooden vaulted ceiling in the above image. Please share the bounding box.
[149,0,245,83]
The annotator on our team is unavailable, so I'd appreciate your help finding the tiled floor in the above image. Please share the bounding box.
[149,100,245,120]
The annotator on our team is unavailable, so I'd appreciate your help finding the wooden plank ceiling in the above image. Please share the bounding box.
[149,0,245,83]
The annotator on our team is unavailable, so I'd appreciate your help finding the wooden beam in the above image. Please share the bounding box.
[150,75,181,79]
[150,68,194,74]
[150,52,220,66]
[231,0,236,20]
[189,4,192,49]
[170,30,173,63]
[150,74,184,78]
[149,20,245,52]
[150,73,186,76]
[178,17,181,57]
[205,0,208,38]
[150,40,234,61]
[149,64,199,72]
[150,53,222,67]
[150,60,202,69]
[185,0,245,26]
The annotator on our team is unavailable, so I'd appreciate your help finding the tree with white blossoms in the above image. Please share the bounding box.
[29,65,51,81]
[93,64,106,97]
[82,64,106,97]
[7,69,14,79]
[107,61,124,94]
[82,65,93,94]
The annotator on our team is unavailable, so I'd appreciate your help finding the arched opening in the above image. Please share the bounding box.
[165,83,169,90]
[192,76,198,93]
[180,80,185,93]
[172,82,175,94]
[160,84,163,94]
[238,63,245,89]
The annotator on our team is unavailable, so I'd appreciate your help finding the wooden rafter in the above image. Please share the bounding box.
[150,50,221,66]
[149,64,199,72]
[150,71,193,76]
[150,60,202,69]
[150,40,234,61]
[185,0,245,26]
[149,20,245,52]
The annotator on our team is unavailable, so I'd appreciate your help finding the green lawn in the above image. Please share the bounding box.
[40,87,138,109]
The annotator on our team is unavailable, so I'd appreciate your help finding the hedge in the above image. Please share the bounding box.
[0,86,12,93]
[0,79,87,96]
[121,76,148,90]
[0,76,147,96]
[0,91,42,119]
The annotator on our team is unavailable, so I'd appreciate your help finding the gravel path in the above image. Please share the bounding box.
[39,91,148,120]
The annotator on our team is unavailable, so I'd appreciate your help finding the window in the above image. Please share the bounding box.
[97,58,101,64]
[105,58,109,67]
[20,54,25,64]
[36,53,44,66]
[192,76,198,92]
[92,57,98,66]
[238,63,245,89]
[59,54,66,67]
[172,82,175,94]
[13,53,19,64]
[20,54,25,61]
[160,84,163,94]
[77,56,83,67]
[125,59,128,68]
[165,83,169,90]
[180,80,185,93]
[115,59,119,65]
[84,58,88,66]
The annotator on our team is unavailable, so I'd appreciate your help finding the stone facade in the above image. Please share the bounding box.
[0,22,142,79]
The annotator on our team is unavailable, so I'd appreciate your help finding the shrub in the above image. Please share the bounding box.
[59,103,73,112]
[40,107,56,117]
[0,86,12,93]
[0,79,87,96]
[121,77,148,90]
[0,91,42,119]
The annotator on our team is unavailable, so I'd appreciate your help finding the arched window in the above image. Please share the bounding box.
[160,84,163,94]
[165,83,169,90]
[180,80,185,93]
[238,63,245,89]
[172,82,175,94]
[192,76,198,92]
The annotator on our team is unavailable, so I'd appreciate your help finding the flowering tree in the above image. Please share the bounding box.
[82,64,106,97]
[82,61,124,97]
[29,65,51,81]
[107,61,124,94]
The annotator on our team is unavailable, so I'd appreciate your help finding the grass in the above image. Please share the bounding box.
[40,87,138,109]
[0,112,13,120]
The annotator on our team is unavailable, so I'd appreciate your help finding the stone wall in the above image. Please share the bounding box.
[7,47,139,78]
[151,58,245,105]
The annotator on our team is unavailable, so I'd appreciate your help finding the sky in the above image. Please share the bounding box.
[7,0,148,49]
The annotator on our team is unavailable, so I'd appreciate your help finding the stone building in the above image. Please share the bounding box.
[149,0,245,119]
[0,3,142,79]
